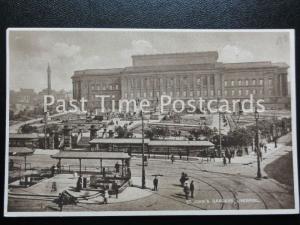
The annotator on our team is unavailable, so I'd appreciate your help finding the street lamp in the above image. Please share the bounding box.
[254,107,262,179]
[137,98,146,189]
[217,98,223,157]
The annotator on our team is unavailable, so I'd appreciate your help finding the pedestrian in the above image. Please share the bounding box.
[50,165,56,177]
[102,167,106,178]
[56,161,61,174]
[180,172,185,186]
[171,154,175,164]
[264,145,267,153]
[227,152,232,164]
[112,181,119,198]
[153,176,158,191]
[76,175,82,192]
[223,155,227,166]
[183,183,190,200]
[179,151,182,160]
[190,180,195,199]
[57,192,64,211]
[103,189,109,204]
[115,162,120,173]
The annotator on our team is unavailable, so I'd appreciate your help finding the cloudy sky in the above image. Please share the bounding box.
[9,30,291,92]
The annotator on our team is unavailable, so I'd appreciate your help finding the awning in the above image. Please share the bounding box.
[51,151,131,160]
[148,140,214,147]
[9,147,34,155]
[89,138,150,144]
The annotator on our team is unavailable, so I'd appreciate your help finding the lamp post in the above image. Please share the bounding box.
[254,107,262,179]
[137,98,146,189]
[217,98,223,157]
[44,111,48,149]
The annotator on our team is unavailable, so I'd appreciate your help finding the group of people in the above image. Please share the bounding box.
[179,172,194,200]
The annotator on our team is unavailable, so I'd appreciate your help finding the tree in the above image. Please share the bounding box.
[20,124,38,133]
[115,126,125,138]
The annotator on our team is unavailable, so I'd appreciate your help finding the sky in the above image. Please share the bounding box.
[8,30,291,92]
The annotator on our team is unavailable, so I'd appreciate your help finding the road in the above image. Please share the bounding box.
[8,142,295,212]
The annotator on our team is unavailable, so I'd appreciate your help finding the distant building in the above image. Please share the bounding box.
[72,51,290,112]
[10,88,38,114]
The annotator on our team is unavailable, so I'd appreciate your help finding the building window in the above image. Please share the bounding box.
[130,93,134,98]
[203,77,207,86]
[224,81,227,87]
[150,92,153,97]
[268,78,273,86]
[204,90,208,96]
[183,91,187,97]
[269,89,273,95]
[116,85,119,90]
[170,91,173,97]
[124,93,128,98]
[112,95,115,98]
[217,89,221,96]
[245,90,249,95]
[210,76,215,86]
[238,89,242,96]
[91,84,95,90]
[259,79,263,85]
[238,80,242,86]
[259,89,263,95]
[177,91,180,97]
[224,90,228,96]
[253,89,256,95]
[109,85,113,90]
[144,92,147,98]
[197,90,200,96]
[245,80,249,86]
[231,80,234,86]
[210,90,214,96]
[252,79,256,85]
[190,91,193,97]
[156,92,160,97]
[231,90,235,96]
[197,78,201,85]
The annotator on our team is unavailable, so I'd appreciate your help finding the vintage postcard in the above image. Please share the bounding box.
[5,28,298,216]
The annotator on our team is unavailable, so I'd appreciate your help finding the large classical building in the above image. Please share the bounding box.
[72,51,290,113]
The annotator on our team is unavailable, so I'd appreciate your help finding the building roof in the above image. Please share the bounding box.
[89,138,151,144]
[9,133,40,139]
[9,147,34,155]
[51,151,130,160]
[148,140,214,147]
[72,68,123,78]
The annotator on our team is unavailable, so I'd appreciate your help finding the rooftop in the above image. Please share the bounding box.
[51,151,130,160]
[148,140,214,147]
[9,133,40,139]
[89,138,151,144]
[9,147,34,155]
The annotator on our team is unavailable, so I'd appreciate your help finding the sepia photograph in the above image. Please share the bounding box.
[5,29,298,216]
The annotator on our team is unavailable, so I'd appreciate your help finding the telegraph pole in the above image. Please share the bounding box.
[254,107,262,179]
[137,98,146,189]
[44,111,48,149]
[141,109,146,189]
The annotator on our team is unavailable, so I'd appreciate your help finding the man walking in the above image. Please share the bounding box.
[171,154,175,164]
[190,180,195,199]
[112,181,119,198]
[153,176,158,191]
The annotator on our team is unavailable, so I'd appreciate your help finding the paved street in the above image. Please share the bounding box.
[8,133,295,212]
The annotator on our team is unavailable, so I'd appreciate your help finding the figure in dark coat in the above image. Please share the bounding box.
[153,176,158,191]
[190,180,195,199]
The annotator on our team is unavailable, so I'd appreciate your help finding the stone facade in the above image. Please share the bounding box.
[72,51,290,113]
